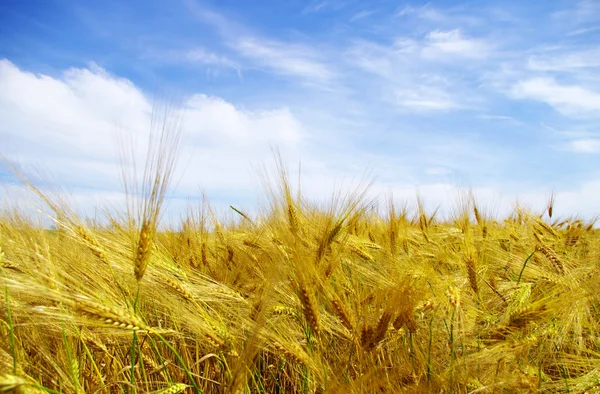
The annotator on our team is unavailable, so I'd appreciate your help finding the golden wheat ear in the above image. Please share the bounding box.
[134,219,154,281]
[119,102,183,282]
[74,297,151,331]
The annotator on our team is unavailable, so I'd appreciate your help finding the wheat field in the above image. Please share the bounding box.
[1,129,600,393]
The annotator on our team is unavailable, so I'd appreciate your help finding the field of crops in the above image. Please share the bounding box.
[1,142,599,393]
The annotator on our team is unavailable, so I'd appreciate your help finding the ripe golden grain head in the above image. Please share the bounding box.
[298,283,320,337]
[75,298,150,331]
[331,298,354,332]
[134,219,154,281]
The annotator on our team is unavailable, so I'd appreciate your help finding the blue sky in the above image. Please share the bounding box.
[1,0,600,219]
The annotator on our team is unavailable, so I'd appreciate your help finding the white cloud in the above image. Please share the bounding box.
[0,59,150,161]
[185,48,239,69]
[231,37,335,85]
[345,29,491,112]
[528,47,600,71]
[425,167,452,176]
[302,0,347,14]
[395,4,483,27]
[478,115,515,120]
[2,60,600,221]
[350,10,376,22]
[346,37,478,111]
[345,40,397,79]
[182,1,335,86]
[569,139,600,153]
[567,26,600,36]
[141,47,240,75]
[553,0,600,26]
[512,77,600,116]
[422,29,490,60]
[377,180,600,221]
[182,94,302,146]
[0,59,304,202]
[351,29,490,65]
[395,4,448,22]
[395,86,459,111]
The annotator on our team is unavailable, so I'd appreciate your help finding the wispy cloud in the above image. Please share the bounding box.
[395,4,448,22]
[346,28,491,111]
[394,85,459,111]
[567,26,600,36]
[183,0,336,86]
[232,37,336,85]
[395,3,483,26]
[141,47,241,78]
[3,0,600,219]
[512,77,600,116]
[553,0,600,26]
[185,48,239,69]
[422,29,491,60]
[478,115,515,120]
[569,139,600,153]
[349,10,377,22]
[302,0,347,14]
[528,48,600,73]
